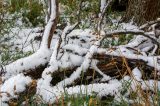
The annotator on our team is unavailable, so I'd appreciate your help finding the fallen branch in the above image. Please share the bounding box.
[56,42,99,87]
[100,30,159,46]
[140,18,160,30]
[93,53,155,79]
[95,47,160,71]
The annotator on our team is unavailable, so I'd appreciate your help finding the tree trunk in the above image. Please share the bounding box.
[123,0,160,25]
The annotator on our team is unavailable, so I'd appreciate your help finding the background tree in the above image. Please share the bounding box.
[123,0,160,25]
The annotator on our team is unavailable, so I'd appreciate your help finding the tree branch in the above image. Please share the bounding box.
[140,18,160,30]
[100,30,159,46]
[47,0,59,48]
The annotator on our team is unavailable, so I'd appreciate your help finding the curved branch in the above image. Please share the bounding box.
[140,18,160,30]
[100,30,159,46]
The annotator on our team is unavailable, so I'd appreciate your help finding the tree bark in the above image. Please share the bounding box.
[123,0,160,25]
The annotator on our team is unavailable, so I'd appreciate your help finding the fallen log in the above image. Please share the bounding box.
[93,53,158,80]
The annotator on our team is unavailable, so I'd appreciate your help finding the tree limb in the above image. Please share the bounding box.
[100,30,159,46]
[140,18,160,30]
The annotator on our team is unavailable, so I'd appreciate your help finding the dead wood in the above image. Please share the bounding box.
[93,53,156,79]
[100,30,159,46]
[24,64,48,79]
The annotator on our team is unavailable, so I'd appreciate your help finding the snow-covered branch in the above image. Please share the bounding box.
[41,0,59,49]
[101,29,159,46]
[96,46,160,71]
[140,18,160,30]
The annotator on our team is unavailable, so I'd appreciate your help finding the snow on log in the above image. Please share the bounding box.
[36,32,99,103]
[95,46,160,71]
[62,44,88,56]
[1,48,51,81]
[56,44,98,87]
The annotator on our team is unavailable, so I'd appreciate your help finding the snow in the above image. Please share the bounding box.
[141,80,160,91]
[121,67,160,92]
[0,74,32,102]
[125,35,154,51]
[66,79,121,97]
[62,44,88,56]
[121,22,139,30]
[40,40,60,82]
[41,22,54,49]
[119,67,160,103]
[37,79,122,103]
[0,27,42,53]
[132,67,142,80]
[68,53,84,67]
[56,44,98,87]
[67,29,95,48]
[40,29,96,80]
